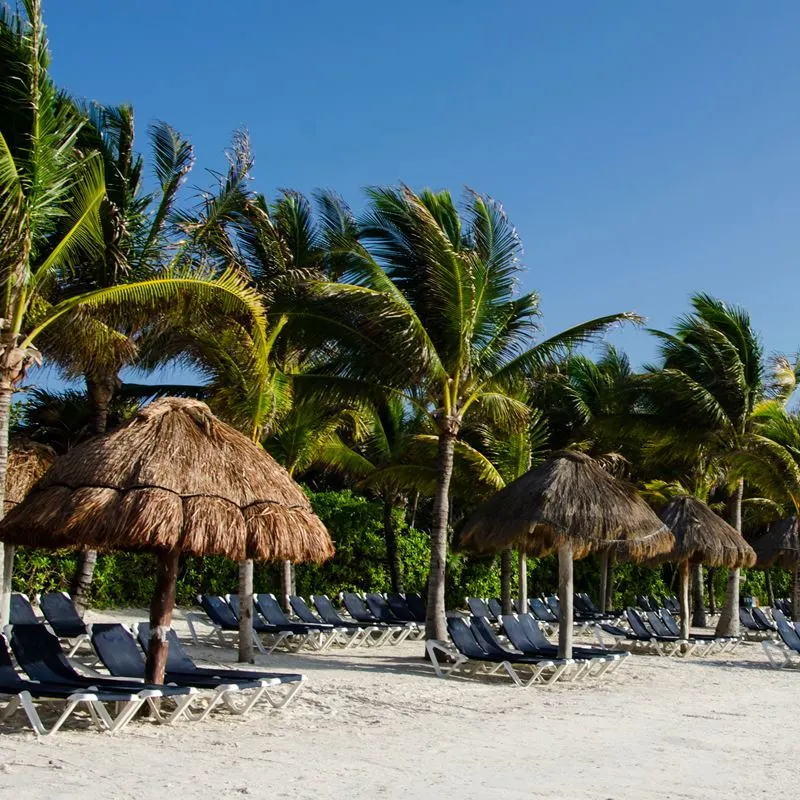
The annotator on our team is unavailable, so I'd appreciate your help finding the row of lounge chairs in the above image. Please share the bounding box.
[190,591,427,652]
[762,610,800,668]
[427,613,628,687]
[739,607,779,639]
[596,608,740,657]
[11,591,91,655]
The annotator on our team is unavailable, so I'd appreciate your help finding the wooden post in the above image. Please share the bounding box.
[679,560,690,640]
[557,542,573,660]
[598,550,609,613]
[605,552,615,612]
[691,563,706,627]
[145,549,181,685]
[238,559,254,663]
[792,563,800,623]
[518,551,528,615]
[707,567,716,615]
[765,569,775,609]
[282,559,294,613]
[500,549,513,614]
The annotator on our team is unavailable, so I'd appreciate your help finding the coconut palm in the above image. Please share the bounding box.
[300,186,638,639]
[643,293,768,636]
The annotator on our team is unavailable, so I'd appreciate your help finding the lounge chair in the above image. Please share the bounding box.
[0,634,158,736]
[341,593,411,644]
[763,619,800,669]
[190,595,287,654]
[90,623,279,721]
[528,597,559,630]
[579,592,623,620]
[656,609,739,653]
[38,592,90,655]
[10,593,40,626]
[752,607,778,632]
[506,613,628,676]
[625,609,695,657]
[467,597,494,620]
[7,624,198,726]
[404,593,427,623]
[426,617,568,687]
[487,598,504,621]
[365,593,423,639]
[289,595,368,649]
[385,593,421,624]
[253,594,339,651]
[311,595,387,646]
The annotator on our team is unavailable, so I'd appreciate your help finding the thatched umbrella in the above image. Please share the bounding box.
[5,441,56,513]
[656,496,755,638]
[459,450,673,658]
[0,398,333,683]
[753,517,800,621]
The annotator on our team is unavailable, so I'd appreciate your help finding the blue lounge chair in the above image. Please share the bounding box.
[38,592,90,655]
[253,594,339,651]
[341,593,410,644]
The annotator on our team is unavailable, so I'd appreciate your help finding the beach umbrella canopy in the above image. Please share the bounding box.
[0,397,333,681]
[656,496,755,637]
[4,441,56,513]
[753,517,800,620]
[459,450,673,658]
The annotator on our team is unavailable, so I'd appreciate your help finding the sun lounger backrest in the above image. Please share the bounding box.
[405,593,427,623]
[0,636,23,684]
[201,595,239,628]
[626,608,653,639]
[39,592,87,638]
[367,593,403,624]
[646,611,672,637]
[530,597,557,623]
[659,610,681,637]
[501,614,534,653]
[447,617,489,659]
[9,624,78,684]
[738,607,757,630]
[772,608,786,624]
[136,623,197,673]
[256,594,291,626]
[313,595,346,625]
[470,616,509,657]
[581,593,600,614]
[574,594,590,615]
[487,598,503,620]
[546,596,560,617]
[777,619,800,652]
[467,598,491,618]
[91,623,146,678]
[753,607,776,631]
[386,593,415,622]
[518,613,552,649]
[290,596,323,624]
[10,593,39,626]
[342,592,376,622]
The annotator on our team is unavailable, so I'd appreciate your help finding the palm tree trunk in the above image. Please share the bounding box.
[281,560,295,612]
[598,550,609,613]
[383,498,404,594]
[715,478,743,637]
[691,563,707,627]
[71,375,117,613]
[792,563,800,623]
[500,549,513,614]
[679,560,690,639]
[144,548,180,684]
[518,551,528,615]
[409,491,419,530]
[238,559,254,663]
[425,430,457,642]
[557,542,573,659]
[707,568,717,615]
[0,364,16,626]
[765,569,775,609]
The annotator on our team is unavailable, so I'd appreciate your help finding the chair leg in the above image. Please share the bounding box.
[265,677,307,709]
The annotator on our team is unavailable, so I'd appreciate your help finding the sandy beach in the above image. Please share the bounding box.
[0,608,792,800]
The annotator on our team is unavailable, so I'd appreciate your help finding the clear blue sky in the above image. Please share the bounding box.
[35,0,800,388]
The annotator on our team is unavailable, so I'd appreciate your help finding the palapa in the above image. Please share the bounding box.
[459,450,673,659]
[753,517,800,621]
[656,496,755,638]
[0,398,333,682]
[4,441,56,513]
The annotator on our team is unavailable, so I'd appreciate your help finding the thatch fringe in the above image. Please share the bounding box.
[458,450,674,563]
[753,517,800,570]
[653,495,755,568]
[5,441,56,512]
[0,398,333,563]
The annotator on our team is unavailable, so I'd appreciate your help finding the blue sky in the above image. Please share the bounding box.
[35,1,800,388]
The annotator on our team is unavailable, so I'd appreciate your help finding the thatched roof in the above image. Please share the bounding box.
[5,440,56,512]
[656,496,756,568]
[753,517,800,570]
[458,450,674,562]
[0,398,333,563]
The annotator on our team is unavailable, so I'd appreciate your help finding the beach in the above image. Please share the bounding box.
[0,609,791,800]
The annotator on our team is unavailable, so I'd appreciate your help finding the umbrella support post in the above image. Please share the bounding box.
[599,550,609,613]
[793,564,800,623]
[518,552,527,616]
[145,548,180,685]
[679,561,690,641]
[238,559,255,663]
[558,542,573,660]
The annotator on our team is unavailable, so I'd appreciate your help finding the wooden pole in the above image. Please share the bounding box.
[557,542,573,660]
[145,549,181,685]
[707,567,717,615]
[238,559,254,663]
[605,552,615,612]
[765,569,775,609]
[679,560,690,640]
[518,551,528,615]
[500,549,513,614]
[598,550,609,613]
[282,559,294,613]
[691,563,706,627]
[792,563,800,623]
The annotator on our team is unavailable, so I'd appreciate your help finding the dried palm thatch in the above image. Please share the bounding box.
[753,517,800,570]
[459,450,673,562]
[656,496,756,569]
[4,441,56,512]
[0,398,333,563]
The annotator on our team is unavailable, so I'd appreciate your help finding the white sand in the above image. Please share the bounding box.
[0,608,793,800]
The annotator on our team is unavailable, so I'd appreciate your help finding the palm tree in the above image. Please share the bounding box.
[301,186,638,639]
[643,293,767,636]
